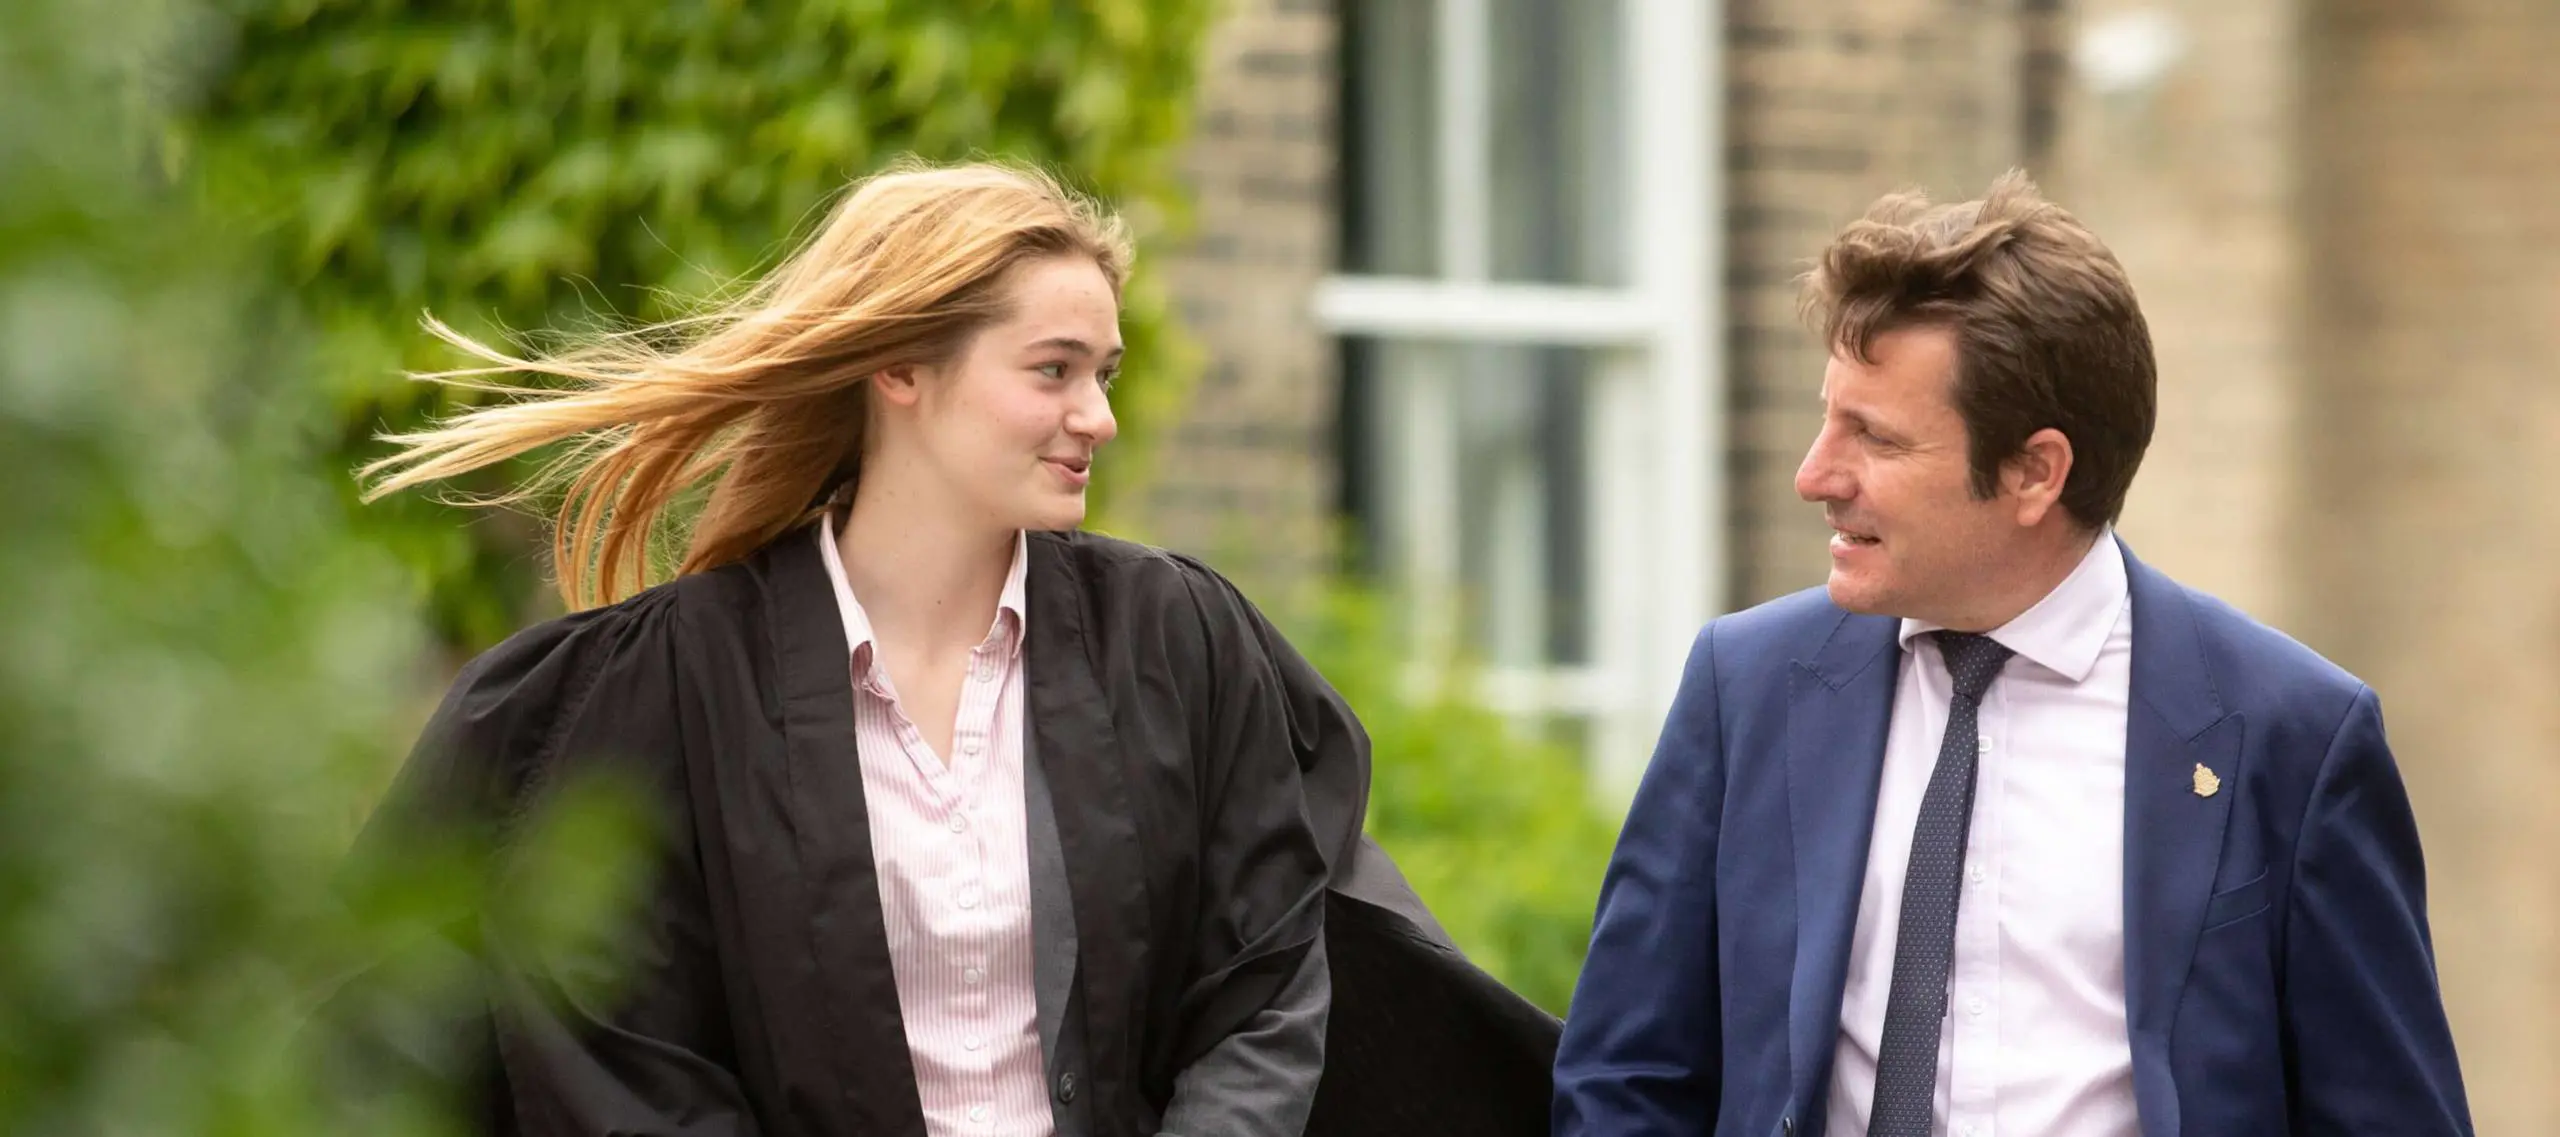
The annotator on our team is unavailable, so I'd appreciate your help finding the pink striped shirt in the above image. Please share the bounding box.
[817,517,1053,1136]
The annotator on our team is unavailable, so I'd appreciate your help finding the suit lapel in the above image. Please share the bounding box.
[2119,548,2241,1131]
[1785,610,1903,1110]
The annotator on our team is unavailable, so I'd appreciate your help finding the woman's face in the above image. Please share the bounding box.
[880,255,1122,533]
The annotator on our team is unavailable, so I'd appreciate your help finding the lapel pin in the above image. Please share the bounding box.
[2192,763,2222,798]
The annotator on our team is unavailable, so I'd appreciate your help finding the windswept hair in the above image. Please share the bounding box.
[361,159,1133,609]
[1800,169,2156,527]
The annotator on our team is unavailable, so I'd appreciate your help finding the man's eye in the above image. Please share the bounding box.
[1098,368,1119,392]
[1036,362,1068,380]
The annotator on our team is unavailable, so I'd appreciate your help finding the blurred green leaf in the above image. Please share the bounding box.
[0,1,646,1130]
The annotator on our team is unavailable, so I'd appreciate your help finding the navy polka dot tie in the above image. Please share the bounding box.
[1867,631,2014,1137]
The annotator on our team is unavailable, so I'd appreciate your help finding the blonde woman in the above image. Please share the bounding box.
[358,161,1558,1137]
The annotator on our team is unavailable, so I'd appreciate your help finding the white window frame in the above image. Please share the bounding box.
[1315,0,1727,792]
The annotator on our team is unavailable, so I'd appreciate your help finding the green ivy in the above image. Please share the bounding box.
[185,0,1216,649]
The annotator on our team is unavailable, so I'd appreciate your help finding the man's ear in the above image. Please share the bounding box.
[2005,427,2074,527]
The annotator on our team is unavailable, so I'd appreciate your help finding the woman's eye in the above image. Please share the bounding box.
[1097,368,1119,392]
[1036,362,1068,380]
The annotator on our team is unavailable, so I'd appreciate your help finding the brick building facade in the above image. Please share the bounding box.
[1138,1,2559,1125]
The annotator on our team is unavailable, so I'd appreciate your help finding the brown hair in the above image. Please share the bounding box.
[1800,169,2156,528]
[360,159,1133,609]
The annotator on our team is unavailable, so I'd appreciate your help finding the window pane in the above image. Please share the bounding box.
[1340,0,1628,285]
[1488,0,1627,286]
[1340,0,1438,277]
[1340,337,1592,667]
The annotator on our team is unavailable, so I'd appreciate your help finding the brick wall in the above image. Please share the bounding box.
[2293,0,2560,1126]
[2054,0,2308,626]
[2049,1,2559,1124]
[1134,0,1339,600]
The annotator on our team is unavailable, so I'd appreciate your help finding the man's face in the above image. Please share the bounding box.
[1794,325,2026,627]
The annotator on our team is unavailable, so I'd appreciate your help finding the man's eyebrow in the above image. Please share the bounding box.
[1833,405,1892,436]
[1025,336,1125,359]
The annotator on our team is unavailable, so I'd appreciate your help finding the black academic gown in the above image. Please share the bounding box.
[362,525,1558,1137]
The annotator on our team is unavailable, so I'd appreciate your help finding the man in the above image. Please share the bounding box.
[1551,174,2471,1136]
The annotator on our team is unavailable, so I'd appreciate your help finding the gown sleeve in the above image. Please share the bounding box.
[360,590,761,1137]
[1189,568,1566,1137]
[1150,561,1334,1137]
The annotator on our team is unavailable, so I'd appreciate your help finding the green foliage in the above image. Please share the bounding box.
[1280,582,1620,1016]
[185,0,1216,648]
[0,2,643,1130]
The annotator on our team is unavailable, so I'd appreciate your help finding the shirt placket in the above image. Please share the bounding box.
[950,627,1008,786]
[1946,687,2006,1137]
[950,623,1016,1130]
[867,642,1003,1130]
[947,749,994,1128]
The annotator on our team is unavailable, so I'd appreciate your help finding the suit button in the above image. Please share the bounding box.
[1781,1119,1794,1136]
[1056,1072,1077,1104]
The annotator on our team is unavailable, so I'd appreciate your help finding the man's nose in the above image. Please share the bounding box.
[1796,432,1846,502]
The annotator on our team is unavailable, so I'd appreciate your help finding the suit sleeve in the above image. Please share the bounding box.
[373,600,761,1137]
[2280,685,2472,1135]
[1552,623,1727,1137]
[1156,567,1334,1137]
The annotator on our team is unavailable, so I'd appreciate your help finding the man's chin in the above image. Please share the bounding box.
[1824,572,1894,616]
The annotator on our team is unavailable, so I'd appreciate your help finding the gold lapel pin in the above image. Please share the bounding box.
[2192,763,2222,798]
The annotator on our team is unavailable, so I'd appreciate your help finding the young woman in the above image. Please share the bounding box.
[358,162,1556,1137]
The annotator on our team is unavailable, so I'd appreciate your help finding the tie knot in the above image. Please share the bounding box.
[1935,632,2013,700]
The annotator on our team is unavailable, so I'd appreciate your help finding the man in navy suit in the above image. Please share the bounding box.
[1552,173,2471,1137]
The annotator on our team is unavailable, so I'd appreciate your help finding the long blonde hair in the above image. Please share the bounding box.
[361,160,1134,610]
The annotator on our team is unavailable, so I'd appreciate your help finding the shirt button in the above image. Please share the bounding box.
[947,813,969,833]
[963,1035,984,1051]
[1967,996,1987,1017]
[968,1105,989,1122]
[1977,737,1994,754]
[1968,864,1986,885]
[964,967,985,986]
[1959,1126,1976,1137]
[962,738,984,755]
[957,889,980,910]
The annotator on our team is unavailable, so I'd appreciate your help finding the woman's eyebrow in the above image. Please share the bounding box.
[1024,336,1125,360]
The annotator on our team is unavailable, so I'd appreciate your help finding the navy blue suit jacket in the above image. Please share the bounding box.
[1553,546,2471,1136]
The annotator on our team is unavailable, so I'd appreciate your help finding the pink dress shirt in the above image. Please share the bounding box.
[818,515,1054,1136]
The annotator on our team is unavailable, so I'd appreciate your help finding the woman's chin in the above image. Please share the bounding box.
[1024,495,1088,532]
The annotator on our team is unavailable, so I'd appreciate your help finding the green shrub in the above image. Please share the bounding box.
[0,2,640,1130]
[1279,582,1619,1016]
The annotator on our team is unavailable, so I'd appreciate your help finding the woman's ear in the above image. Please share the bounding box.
[873,362,929,408]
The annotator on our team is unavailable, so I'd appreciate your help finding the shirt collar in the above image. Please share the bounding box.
[1897,528,2128,684]
[816,511,1030,669]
